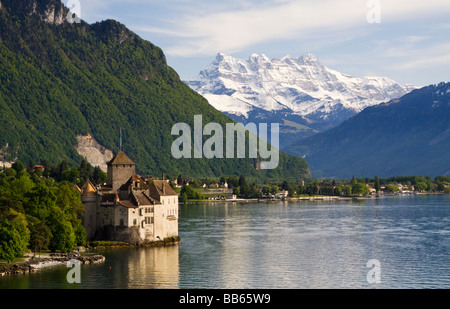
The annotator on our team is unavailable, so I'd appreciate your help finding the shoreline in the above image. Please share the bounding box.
[182,192,446,204]
[0,252,106,276]
[89,236,181,249]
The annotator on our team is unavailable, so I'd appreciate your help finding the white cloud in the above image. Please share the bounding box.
[385,42,450,70]
[136,0,450,57]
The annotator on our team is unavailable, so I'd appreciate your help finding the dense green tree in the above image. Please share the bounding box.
[74,224,87,247]
[352,183,370,196]
[0,209,30,262]
[342,185,352,196]
[28,217,52,257]
[9,173,35,198]
[437,182,446,192]
[24,182,57,220]
[53,182,84,228]
[47,207,76,253]
[61,168,80,184]
[11,161,25,173]
[386,184,400,192]
[227,176,239,188]
[92,166,107,185]
[262,185,271,196]
[79,159,93,182]
[180,192,188,203]
[238,175,247,187]
[374,176,381,193]
[415,182,427,192]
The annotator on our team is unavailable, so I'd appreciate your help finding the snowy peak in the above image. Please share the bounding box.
[187,52,415,120]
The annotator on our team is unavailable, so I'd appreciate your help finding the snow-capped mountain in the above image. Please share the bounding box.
[186,53,416,148]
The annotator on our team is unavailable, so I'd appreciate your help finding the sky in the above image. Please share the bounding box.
[73,0,450,87]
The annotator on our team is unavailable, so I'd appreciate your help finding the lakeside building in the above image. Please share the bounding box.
[80,152,178,244]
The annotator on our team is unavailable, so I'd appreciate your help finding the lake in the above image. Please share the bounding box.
[0,194,449,289]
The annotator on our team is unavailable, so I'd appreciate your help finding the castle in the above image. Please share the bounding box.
[80,152,179,244]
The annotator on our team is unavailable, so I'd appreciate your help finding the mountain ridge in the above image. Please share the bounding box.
[186,52,416,148]
[283,82,450,178]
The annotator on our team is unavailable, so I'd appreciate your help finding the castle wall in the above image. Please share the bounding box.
[154,196,178,240]
[137,206,155,242]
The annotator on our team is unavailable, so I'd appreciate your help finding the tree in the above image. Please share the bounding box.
[227,176,239,188]
[74,224,87,247]
[352,183,370,196]
[180,192,188,203]
[53,182,84,227]
[374,176,381,193]
[79,159,93,182]
[262,185,271,196]
[177,175,183,186]
[238,175,247,187]
[10,173,35,198]
[415,182,427,192]
[92,166,107,185]
[55,160,69,181]
[61,168,80,183]
[0,209,30,262]
[28,218,52,257]
[232,186,240,196]
[24,182,57,220]
[342,185,352,196]
[47,207,76,253]
[180,185,197,200]
[386,184,400,192]
[11,161,25,173]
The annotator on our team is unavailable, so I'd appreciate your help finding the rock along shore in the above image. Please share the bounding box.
[0,252,106,276]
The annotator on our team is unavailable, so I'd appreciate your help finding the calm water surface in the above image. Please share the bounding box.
[0,195,449,289]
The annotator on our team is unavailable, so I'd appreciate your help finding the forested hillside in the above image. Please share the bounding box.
[0,0,309,181]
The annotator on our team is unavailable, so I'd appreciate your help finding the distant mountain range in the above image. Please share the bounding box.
[0,0,309,181]
[186,53,416,148]
[283,82,450,178]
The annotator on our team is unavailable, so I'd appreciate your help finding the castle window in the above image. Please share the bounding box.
[120,219,124,226]
[133,219,137,225]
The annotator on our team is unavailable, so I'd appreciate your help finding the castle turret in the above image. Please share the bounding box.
[80,179,98,240]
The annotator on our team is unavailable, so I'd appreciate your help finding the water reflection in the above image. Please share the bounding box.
[125,246,180,288]
[94,245,180,289]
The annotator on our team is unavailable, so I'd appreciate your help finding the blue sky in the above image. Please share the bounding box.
[75,0,450,87]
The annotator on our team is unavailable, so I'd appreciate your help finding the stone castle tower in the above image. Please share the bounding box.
[107,152,136,192]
